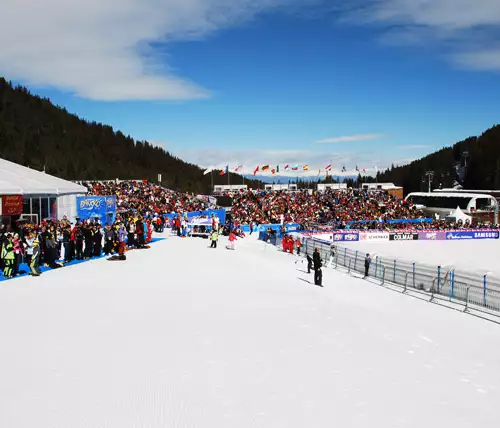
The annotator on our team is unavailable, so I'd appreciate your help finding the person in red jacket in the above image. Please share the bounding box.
[227,231,237,250]
[288,237,295,254]
[296,238,302,255]
[282,235,288,252]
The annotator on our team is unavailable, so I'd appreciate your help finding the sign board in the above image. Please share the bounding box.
[0,195,23,216]
[389,232,419,241]
[76,196,117,224]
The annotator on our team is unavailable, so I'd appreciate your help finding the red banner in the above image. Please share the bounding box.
[0,195,23,216]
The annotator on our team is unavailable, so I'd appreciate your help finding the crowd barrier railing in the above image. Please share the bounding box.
[263,230,500,316]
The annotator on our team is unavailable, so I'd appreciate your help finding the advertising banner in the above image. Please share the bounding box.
[418,231,446,241]
[446,230,499,240]
[76,196,117,224]
[164,209,226,226]
[332,232,359,242]
[0,195,23,216]
[359,232,390,241]
[285,223,301,233]
[389,232,419,241]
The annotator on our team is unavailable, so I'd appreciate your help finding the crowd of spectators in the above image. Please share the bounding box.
[231,189,498,230]
[84,181,212,217]
[231,189,425,227]
[0,213,159,279]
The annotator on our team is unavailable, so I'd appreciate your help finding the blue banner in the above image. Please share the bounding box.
[331,232,359,242]
[163,209,226,226]
[285,223,301,233]
[446,231,499,240]
[76,196,117,224]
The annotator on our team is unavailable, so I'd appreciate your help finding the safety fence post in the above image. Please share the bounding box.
[344,248,347,266]
[450,270,455,301]
[375,256,379,278]
[484,275,487,307]
[393,260,396,283]
[464,286,470,312]
[348,257,352,273]
[437,266,441,294]
[354,251,358,271]
[412,263,416,288]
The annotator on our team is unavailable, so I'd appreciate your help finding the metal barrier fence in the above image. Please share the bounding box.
[295,237,500,315]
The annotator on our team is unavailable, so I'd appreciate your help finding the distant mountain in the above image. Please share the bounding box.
[0,77,259,193]
[377,125,500,192]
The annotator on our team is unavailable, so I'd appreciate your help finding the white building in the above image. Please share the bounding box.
[264,184,298,192]
[0,157,87,225]
[213,184,248,193]
[317,183,348,192]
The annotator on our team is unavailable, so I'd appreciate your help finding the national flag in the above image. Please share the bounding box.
[317,169,321,176]
[292,165,299,171]
[284,164,290,171]
[225,165,229,175]
[325,164,332,171]
[234,165,243,172]
[342,166,346,172]
[276,165,280,173]
[303,165,309,171]
[355,165,359,172]
[271,168,276,175]
[262,165,270,171]
[253,166,259,176]
[362,168,366,173]
[203,168,213,175]
[219,165,229,176]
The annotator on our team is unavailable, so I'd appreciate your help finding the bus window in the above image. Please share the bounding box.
[476,198,492,211]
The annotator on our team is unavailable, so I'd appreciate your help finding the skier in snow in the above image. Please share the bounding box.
[313,248,323,287]
[364,253,371,278]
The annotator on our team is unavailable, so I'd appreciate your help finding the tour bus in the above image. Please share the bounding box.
[405,192,499,218]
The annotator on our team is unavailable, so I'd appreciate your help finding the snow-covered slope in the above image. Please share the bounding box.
[0,235,499,427]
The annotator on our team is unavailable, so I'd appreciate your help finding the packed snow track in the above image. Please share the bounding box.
[0,235,499,428]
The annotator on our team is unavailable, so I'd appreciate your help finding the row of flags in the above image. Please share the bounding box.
[204,164,371,176]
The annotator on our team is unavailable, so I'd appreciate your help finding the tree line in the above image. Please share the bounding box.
[0,78,260,193]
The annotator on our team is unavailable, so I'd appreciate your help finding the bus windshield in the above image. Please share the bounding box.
[408,195,472,210]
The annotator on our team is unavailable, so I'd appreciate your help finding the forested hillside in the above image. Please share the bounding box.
[377,125,500,192]
[0,78,257,193]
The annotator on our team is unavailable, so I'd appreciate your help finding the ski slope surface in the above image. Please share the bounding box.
[1,235,500,428]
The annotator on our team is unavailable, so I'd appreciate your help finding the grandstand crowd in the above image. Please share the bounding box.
[1,181,498,279]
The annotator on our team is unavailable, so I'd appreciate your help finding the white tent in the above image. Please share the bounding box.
[446,206,472,223]
[0,157,86,196]
[0,158,87,222]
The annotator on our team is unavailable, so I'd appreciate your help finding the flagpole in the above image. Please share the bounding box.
[210,170,213,191]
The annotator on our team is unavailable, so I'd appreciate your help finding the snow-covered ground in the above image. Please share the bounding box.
[1,234,500,427]
[340,239,500,277]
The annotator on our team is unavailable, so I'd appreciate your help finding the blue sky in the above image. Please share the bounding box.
[2,0,500,176]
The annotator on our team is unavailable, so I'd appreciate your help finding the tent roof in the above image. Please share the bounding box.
[447,206,472,222]
[0,158,87,196]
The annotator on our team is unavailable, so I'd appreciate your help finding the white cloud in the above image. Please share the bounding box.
[316,134,384,144]
[344,0,500,70]
[0,0,308,101]
[173,145,391,177]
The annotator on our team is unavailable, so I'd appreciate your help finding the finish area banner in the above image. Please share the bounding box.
[0,195,23,216]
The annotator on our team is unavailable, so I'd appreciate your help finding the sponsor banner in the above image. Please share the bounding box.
[332,232,359,242]
[446,231,500,240]
[0,195,23,216]
[359,232,390,241]
[389,232,419,241]
[418,231,446,241]
[76,196,117,223]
